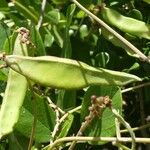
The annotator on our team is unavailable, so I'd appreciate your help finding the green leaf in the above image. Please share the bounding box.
[46,9,60,24]
[13,0,38,23]
[77,0,92,7]
[0,0,7,8]
[0,12,5,20]
[3,32,17,54]
[62,4,76,58]
[143,0,150,4]
[81,85,122,145]
[75,10,85,18]
[0,22,10,50]
[30,27,46,56]
[128,9,143,20]
[66,4,76,27]
[8,133,29,150]
[57,90,76,110]
[79,24,89,40]
[0,70,7,81]
[44,31,54,47]
[15,92,56,143]
[51,25,63,48]
[51,0,68,5]
[57,114,74,138]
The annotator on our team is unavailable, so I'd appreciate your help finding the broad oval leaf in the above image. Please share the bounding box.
[15,92,56,142]
[81,85,122,145]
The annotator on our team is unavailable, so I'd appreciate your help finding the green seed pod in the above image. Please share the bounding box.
[4,55,141,89]
[102,7,150,39]
[0,28,29,138]
[101,28,139,58]
[0,70,27,138]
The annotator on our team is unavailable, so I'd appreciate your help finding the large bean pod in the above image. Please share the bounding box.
[0,30,28,138]
[4,55,141,89]
[0,70,27,138]
[102,7,150,39]
[101,28,139,58]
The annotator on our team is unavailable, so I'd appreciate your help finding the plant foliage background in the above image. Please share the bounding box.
[0,0,150,150]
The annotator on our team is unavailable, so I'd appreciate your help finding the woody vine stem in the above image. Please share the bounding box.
[47,137,150,150]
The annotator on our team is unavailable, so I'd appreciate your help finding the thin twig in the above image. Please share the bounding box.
[114,118,135,150]
[46,96,65,114]
[46,96,65,143]
[71,0,150,63]
[120,123,150,133]
[45,92,81,142]
[68,120,90,150]
[111,108,136,150]
[47,137,150,150]
[68,105,81,114]
[121,82,150,93]
[50,106,81,144]
[37,0,47,30]
[115,118,123,150]
[50,109,60,144]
